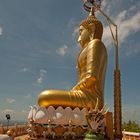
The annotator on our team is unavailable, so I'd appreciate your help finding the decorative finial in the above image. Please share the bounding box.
[89,6,95,16]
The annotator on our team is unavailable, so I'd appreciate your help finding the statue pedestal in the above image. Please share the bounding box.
[27,106,114,139]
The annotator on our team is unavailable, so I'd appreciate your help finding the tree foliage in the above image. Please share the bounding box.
[122,120,140,133]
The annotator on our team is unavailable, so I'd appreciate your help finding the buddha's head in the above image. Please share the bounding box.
[78,10,103,48]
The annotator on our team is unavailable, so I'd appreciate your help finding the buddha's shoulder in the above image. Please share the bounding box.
[87,39,106,50]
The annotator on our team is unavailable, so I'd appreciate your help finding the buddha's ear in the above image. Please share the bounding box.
[89,23,95,40]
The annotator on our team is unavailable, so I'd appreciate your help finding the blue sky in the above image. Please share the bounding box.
[0,0,140,124]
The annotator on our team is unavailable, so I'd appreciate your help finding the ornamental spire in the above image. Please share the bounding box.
[89,6,95,16]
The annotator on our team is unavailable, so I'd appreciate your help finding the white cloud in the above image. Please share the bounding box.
[117,12,140,43]
[125,43,140,57]
[24,94,31,99]
[68,18,78,28]
[40,69,47,74]
[68,17,80,41]
[128,5,137,12]
[36,69,47,84]
[20,67,29,72]
[102,0,108,8]
[103,6,140,49]
[72,27,79,39]
[101,0,111,14]
[57,45,69,56]
[22,110,29,114]
[6,98,15,104]
[37,76,43,84]
[2,109,15,113]
[0,27,3,35]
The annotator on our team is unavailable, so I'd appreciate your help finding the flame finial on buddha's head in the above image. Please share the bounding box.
[80,7,103,40]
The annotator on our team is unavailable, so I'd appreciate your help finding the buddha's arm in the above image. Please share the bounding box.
[72,77,96,90]
[73,39,107,91]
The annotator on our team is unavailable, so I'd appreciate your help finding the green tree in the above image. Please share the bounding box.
[122,120,140,133]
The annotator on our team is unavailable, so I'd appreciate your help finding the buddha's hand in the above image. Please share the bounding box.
[72,76,96,90]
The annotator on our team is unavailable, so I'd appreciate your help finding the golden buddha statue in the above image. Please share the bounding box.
[38,9,107,110]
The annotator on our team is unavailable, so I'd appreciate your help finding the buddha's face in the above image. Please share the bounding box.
[78,25,91,48]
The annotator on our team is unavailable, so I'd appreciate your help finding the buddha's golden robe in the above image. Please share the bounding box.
[38,39,107,110]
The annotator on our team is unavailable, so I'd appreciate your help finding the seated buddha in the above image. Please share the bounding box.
[38,10,107,110]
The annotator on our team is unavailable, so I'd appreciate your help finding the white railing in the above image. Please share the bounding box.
[122,131,140,140]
